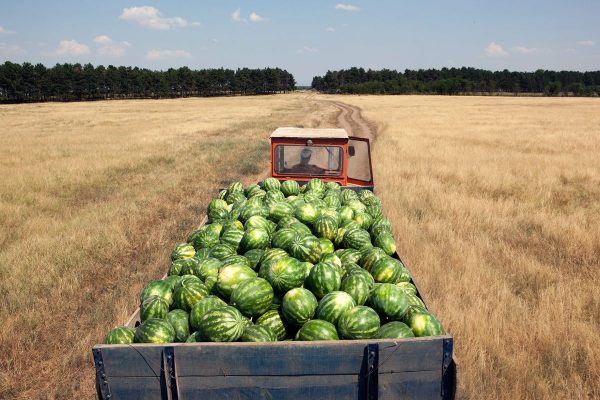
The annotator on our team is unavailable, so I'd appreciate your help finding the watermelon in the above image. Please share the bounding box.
[140,295,169,321]
[405,292,426,308]
[320,253,342,272]
[216,265,257,299]
[337,306,380,340]
[177,257,200,276]
[347,200,367,214]
[239,203,269,222]
[367,283,409,321]
[245,183,262,197]
[338,206,354,224]
[140,280,173,306]
[227,181,244,194]
[230,277,274,317]
[163,275,181,290]
[225,190,246,205]
[168,258,187,276]
[193,248,212,261]
[269,201,294,222]
[245,215,275,234]
[313,216,338,241]
[240,228,270,252]
[209,243,237,261]
[198,305,246,342]
[342,228,372,250]
[243,249,264,270]
[262,177,281,192]
[323,194,341,209]
[281,288,318,325]
[277,216,300,230]
[217,189,227,200]
[300,261,314,278]
[105,327,135,344]
[354,212,373,230]
[316,291,356,325]
[359,247,388,272]
[134,318,176,344]
[371,257,405,284]
[378,321,415,339]
[289,222,312,237]
[340,274,371,305]
[319,238,334,254]
[281,180,300,196]
[171,243,195,261]
[295,320,339,341]
[306,178,326,194]
[294,202,320,225]
[305,262,341,299]
[264,256,305,293]
[221,255,252,270]
[222,219,244,232]
[338,248,362,266]
[255,310,287,340]
[186,331,202,342]
[270,228,299,252]
[208,199,229,222]
[290,235,322,263]
[220,229,244,251]
[374,232,396,255]
[264,190,285,207]
[370,216,393,236]
[195,258,222,281]
[192,227,221,250]
[173,279,209,312]
[166,309,190,342]
[403,305,445,337]
[358,189,375,203]
[396,282,417,296]
[189,295,228,331]
[240,325,277,342]
[320,207,341,225]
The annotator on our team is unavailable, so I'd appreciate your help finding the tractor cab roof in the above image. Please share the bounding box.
[270,127,349,140]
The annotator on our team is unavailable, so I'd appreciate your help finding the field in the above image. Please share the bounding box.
[1,94,599,399]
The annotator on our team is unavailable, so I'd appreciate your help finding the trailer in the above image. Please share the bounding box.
[92,128,457,399]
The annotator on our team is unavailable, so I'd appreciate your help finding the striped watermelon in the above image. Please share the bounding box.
[319,238,334,254]
[245,215,275,235]
[240,325,277,342]
[225,190,246,205]
[277,216,300,230]
[281,180,300,196]
[405,292,426,308]
[290,235,322,263]
[403,305,445,337]
[189,295,228,331]
[166,309,190,342]
[347,200,367,214]
[243,249,264,270]
[227,181,244,194]
[216,265,257,299]
[281,288,318,325]
[171,243,195,261]
[368,283,409,321]
[178,258,200,276]
[295,320,339,341]
[221,255,252,270]
[340,274,371,305]
[168,258,187,276]
[337,306,380,340]
[306,178,326,194]
[316,291,356,325]
[239,203,269,222]
[140,295,169,321]
[220,229,244,251]
[320,253,342,273]
[289,222,312,237]
[313,216,338,241]
[262,177,281,191]
[209,243,237,261]
[264,190,285,207]
[105,327,135,344]
[269,201,295,222]
[305,262,341,299]
[163,275,181,290]
[370,216,393,237]
[338,248,362,266]
[323,194,341,209]
[354,212,373,230]
[192,248,212,262]
[192,227,221,250]
[134,318,176,344]
[222,219,244,232]
[378,321,415,339]
[374,232,396,255]
[244,184,262,197]
[255,309,287,341]
[359,247,388,272]
[342,228,372,250]
[196,258,222,282]
[173,279,209,312]
[240,228,270,252]
[264,256,305,293]
[338,206,354,224]
[270,228,299,252]
[320,207,341,225]
[371,257,405,284]
[230,277,274,317]
[294,202,320,225]
[140,280,173,306]
[396,282,417,296]
[198,305,246,342]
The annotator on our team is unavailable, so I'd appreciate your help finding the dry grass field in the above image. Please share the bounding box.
[0,94,338,399]
[322,94,600,399]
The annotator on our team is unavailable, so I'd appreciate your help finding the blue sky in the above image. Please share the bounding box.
[1,1,599,84]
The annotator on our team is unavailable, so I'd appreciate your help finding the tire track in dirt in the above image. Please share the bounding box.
[327,100,378,140]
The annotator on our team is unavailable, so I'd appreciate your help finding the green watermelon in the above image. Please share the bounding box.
[269,201,294,222]
[295,320,339,341]
[270,228,299,252]
[359,247,388,272]
[243,249,264,270]
[340,274,371,305]
[262,177,281,192]
[396,282,417,296]
[264,256,305,293]
[177,258,200,276]
[289,222,312,237]
[405,292,426,308]
[227,181,244,194]
[374,232,396,255]
[163,275,181,290]
[230,277,274,317]
[222,219,244,232]
[368,283,409,321]
[281,288,318,325]
[313,216,338,241]
[277,216,300,230]
[134,318,176,344]
[140,295,169,321]
[192,227,221,250]
[195,258,222,281]
[220,229,244,251]
[198,305,246,342]
[370,216,393,236]
[140,280,173,306]
[319,238,335,254]
[339,248,362,266]
[255,309,287,340]
[342,228,372,250]
[323,193,341,209]
[240,228,270,252]
[168,258,186,276]
[189,295,228,331]
[403,305,445,337]
[294,202,320,225]
[209,243,237,261]
[371,257,405,284]
[216,265,257,299]
[306,178,326,194]
[281,180,300,196]
[378,321,415,339]
[305,262,341,298]
[173,279,209,312]
[239,203,269,222]
[166,309,190,342]
[347,200,367,214]
[240,325,277,342]
[320,207,341,225]
[354,212,373,230]
[245,215,274,234]
[245,184,262,197]
[192,248,212,261]
[338,206,354,224]
[316,291,356,325]
[320,253,343,272]
[337,306,380,340]
[226,190,246,205]
[264,190,285,207]
[186,331,203,342]
[105,326,135,344]
[290,235,322,263]
[171,243,195,261]
[221,255,252,269]
[300,261,314,278]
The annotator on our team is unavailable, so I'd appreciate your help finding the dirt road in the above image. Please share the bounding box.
[328,100,377,140]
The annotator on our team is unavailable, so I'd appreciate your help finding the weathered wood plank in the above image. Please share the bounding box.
[99,346,164,378]
[379,370,442,400]
[105,376,167,400]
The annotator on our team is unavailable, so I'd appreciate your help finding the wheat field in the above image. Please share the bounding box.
[321,94,600,399]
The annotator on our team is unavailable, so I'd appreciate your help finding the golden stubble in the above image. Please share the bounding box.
[321,94,600,399]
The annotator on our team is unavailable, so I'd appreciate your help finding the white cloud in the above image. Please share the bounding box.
[146,49,191,60]
[93,35,130,57]
[231,8,246,22]
[297,46,319,54]
[578,40,595,46]
[54,39,90,55]
[484,42,508,57]
[514,46,540,55]
[119,6,198,30]
[335,4,360,11]
[0,42,25,55]
[0,26,16,35]
[249,12,264,22]
[326,27,336,32]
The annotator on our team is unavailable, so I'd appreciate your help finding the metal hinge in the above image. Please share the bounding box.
[163,346,179,400]
[93,348,112,400]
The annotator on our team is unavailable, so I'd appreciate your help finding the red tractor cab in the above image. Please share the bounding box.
[270,127,374,189]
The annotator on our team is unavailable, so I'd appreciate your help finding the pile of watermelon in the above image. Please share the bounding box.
[105,178,445,344]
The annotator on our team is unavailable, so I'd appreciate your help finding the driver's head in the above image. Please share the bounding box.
[300,148,312,163]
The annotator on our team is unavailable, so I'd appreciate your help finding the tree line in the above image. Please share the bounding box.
[312,67,600,96]
[0,62,295,103]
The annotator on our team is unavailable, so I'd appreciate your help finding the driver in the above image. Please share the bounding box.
[290,148,325,174]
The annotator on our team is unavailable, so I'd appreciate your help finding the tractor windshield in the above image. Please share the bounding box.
[274,145,343,176]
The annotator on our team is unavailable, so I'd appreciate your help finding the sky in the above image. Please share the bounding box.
[1,1,599,85]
